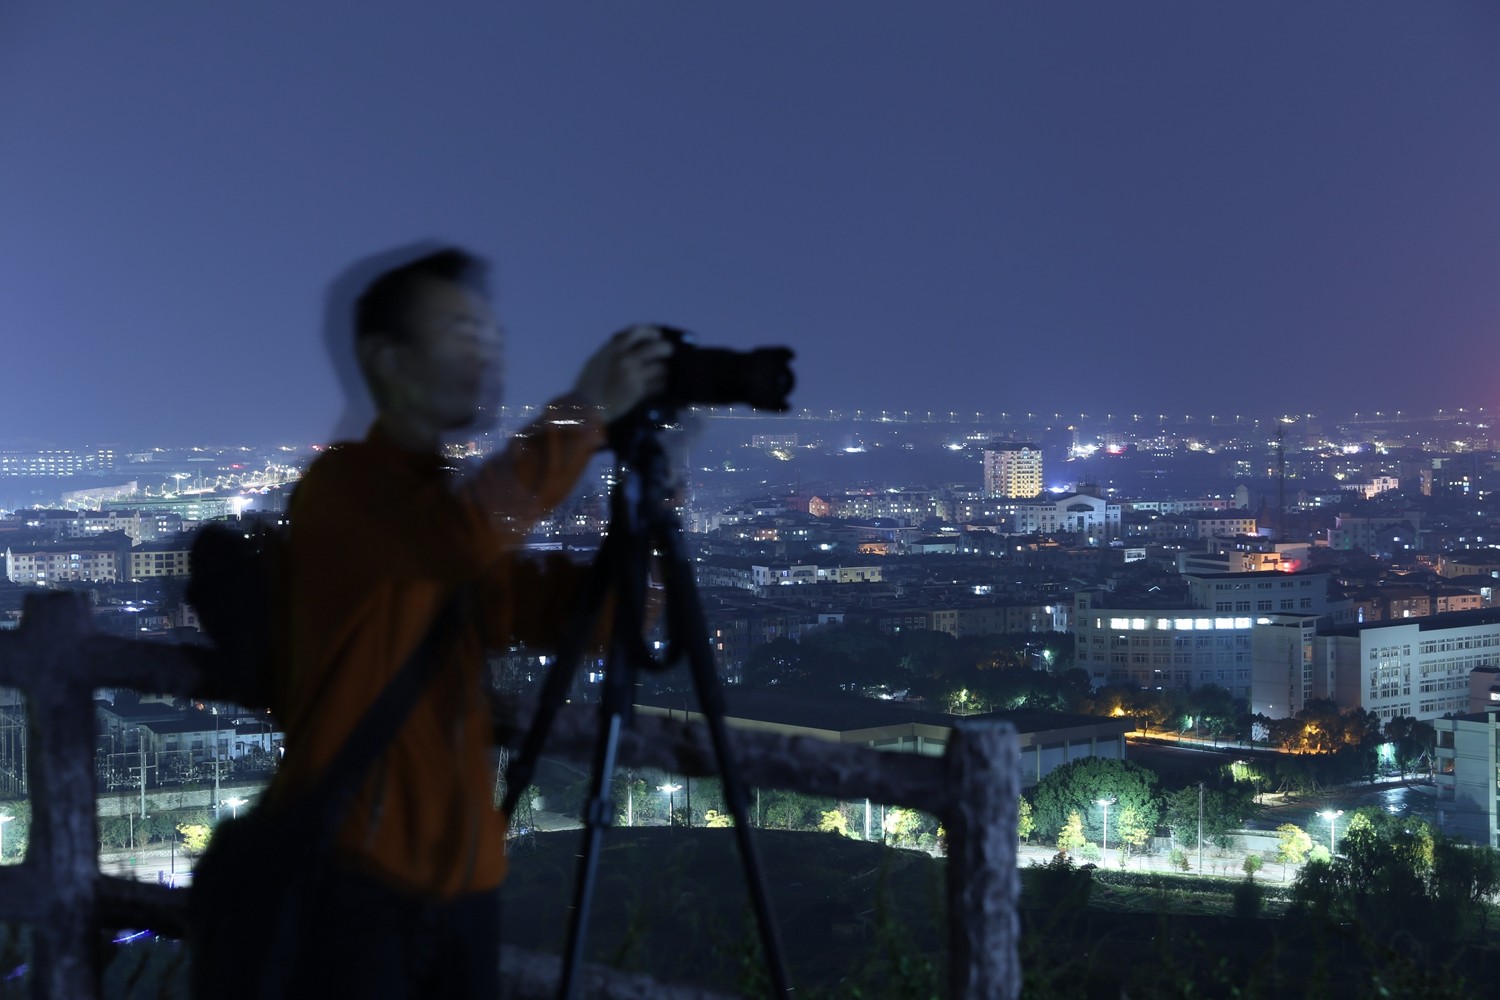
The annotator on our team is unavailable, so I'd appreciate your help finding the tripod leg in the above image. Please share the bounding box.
[501,531,621,818]
[559,490,650,999]
[558,703,625,1000]
[658,529,795,997]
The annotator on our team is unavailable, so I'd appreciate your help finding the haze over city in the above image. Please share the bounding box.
[4,2,1498,447]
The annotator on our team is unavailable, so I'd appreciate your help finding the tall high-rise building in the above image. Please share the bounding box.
[983,442,1042,498]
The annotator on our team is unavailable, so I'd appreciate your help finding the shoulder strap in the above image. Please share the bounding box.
[297,596,466,840]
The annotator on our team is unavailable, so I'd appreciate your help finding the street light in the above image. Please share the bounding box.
[212,707,221,821]
[1318,809,1344,856]
[1096,797,1115,862]
[658,783,682,827]
[224,797,248,820]
[0,814,11,862]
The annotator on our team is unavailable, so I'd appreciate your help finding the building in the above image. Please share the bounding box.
[750,563,884,589]
[1250,616,1329,718]
[127,538,194,581]
[0,448,116,476]
[1252,609,1500,723]
[1326,512,1423,553]
[807,489,948,525]
[5,534,129,585]
[982,443,1042,499]
[1009,493,1120,543]
[1186,571,1327,616]
[1434,707,1500,847]
[1186,509,1258,541]
[1319,609,1500,722]
[62,510,184,545]
[1437,550,1500,580]
[1073,571,1332,698]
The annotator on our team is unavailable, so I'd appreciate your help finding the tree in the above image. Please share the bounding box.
[801,625,901,693]
[1017,797,1035,843]
[1384,716,1436,778]
[703,809,734,829]
[98,816,133,852]
[1161,785,1251,850]
[743,637,809,690]
[1030,757,1160,845]
[1115,804,1152,857]
[1187,684,1237,743]
[1242,854,1263,879]
[145,811,179,844]
[1275,823,1313,866]
[1431,838,1500,935]
[177,823,211,855]
[1291,807,1442,940]
[818,809,850,837]
[611,773,656,826]
[0,801,30,860]
[895,629,961,683]
[1057,811,1086,854]
[762,790,825,831]
[883,807,922,847]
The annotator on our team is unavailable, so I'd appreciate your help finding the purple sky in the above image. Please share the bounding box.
[2,3,1497,447]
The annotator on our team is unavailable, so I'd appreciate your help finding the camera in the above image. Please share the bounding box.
[649,326,796,418]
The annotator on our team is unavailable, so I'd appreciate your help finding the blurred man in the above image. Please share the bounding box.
[270,247,670,996]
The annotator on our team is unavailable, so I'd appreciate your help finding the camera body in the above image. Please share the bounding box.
[643,326,795,422]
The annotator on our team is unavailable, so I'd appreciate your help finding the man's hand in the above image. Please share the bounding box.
[572,325,674,423]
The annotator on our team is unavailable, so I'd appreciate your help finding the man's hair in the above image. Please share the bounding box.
[353,247,490,346]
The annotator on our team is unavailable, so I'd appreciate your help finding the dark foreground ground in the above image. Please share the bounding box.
[504,827,1500,1000]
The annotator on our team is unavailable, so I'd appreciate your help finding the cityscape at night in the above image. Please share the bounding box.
[4,2,1500,998]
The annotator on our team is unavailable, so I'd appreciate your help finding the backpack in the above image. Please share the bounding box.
[185,520,284,711]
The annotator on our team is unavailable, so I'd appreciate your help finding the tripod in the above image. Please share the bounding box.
[502,416,792,999]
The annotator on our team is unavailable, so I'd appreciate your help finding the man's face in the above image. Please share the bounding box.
[383,278,504,431]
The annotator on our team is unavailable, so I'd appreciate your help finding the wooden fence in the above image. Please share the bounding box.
[0,590,1019,999]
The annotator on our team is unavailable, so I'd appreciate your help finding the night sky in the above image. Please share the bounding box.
[3,3,1497,447]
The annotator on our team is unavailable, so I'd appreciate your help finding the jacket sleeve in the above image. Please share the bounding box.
[302,396,605,588]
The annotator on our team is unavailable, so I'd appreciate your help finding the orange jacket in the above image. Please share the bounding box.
[269,397,603,897]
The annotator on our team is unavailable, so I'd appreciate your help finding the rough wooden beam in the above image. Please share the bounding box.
[493,693,953,815]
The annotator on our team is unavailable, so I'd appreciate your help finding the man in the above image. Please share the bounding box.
[268,247,671,996]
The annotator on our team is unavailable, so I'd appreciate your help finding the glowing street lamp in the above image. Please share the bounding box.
[1318,809,1344,856]
[658,783,682,828]
[1096,797,1115,861]
[224,797,249,820]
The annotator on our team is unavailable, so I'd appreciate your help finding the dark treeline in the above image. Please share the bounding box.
[737,627,1437,786]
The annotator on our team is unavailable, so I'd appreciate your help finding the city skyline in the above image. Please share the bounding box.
[4,3,1498,446]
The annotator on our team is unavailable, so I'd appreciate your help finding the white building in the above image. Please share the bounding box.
[1319,609,1500,722]
[1435,707,1500,847]
[982,443,1042,499]
[1010,493,1121,543]
[5,535,127,585]
[1247,609,1500,722]
[750,563,884,588]
[1250,616,1330,719]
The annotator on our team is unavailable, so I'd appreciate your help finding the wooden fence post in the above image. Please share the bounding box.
[943,719,1020,1000]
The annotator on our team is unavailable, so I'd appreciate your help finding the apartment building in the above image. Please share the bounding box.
[982,443,1042,499]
